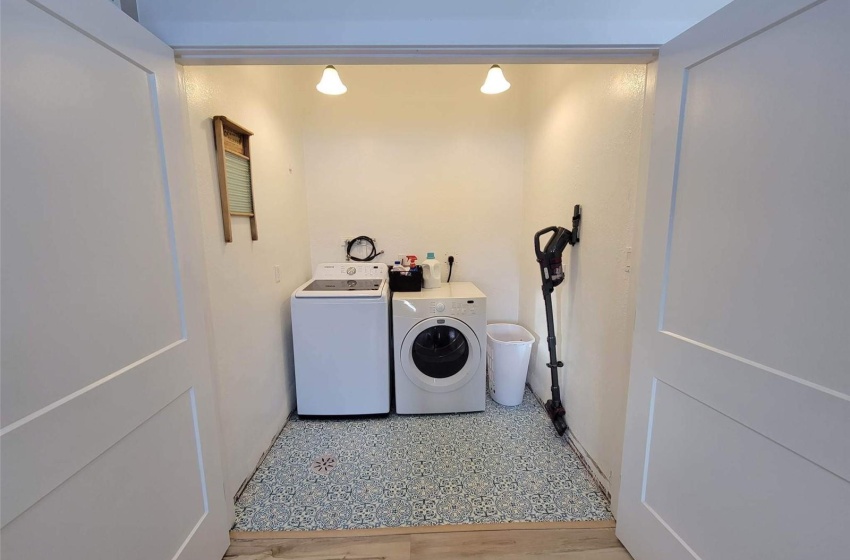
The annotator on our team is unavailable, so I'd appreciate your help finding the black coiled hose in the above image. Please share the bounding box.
[346,235,384,262]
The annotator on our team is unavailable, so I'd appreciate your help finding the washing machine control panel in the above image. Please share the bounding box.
[314,262,388,279]
[429,299,478,316]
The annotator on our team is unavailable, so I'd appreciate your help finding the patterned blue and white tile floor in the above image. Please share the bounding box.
[233,389,612,531]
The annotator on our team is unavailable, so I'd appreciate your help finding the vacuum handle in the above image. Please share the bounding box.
[534,226,558,260]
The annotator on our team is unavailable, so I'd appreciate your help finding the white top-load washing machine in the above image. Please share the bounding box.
[392,282,486,414]
[292,263,390,415]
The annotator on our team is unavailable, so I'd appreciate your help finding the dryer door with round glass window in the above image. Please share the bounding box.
[400,317,481,393]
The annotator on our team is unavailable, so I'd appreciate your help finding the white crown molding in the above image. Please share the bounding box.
[174,45,659,65]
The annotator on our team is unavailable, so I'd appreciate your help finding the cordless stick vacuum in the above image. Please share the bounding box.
[534,205,581,436]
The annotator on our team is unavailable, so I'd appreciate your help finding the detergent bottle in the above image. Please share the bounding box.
[422,252,442,289]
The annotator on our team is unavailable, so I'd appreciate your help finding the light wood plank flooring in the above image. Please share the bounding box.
[225,521,633,560]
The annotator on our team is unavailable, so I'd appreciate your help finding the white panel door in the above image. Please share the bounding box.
[0,1,229,559]
[617,0,850,559]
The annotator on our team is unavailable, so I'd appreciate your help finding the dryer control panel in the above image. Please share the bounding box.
[392,282,486,320]
[429,299,478,316]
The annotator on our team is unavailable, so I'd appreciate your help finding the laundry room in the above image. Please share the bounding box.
[183,62,650,532]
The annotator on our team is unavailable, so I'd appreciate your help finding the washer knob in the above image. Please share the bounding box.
[347,266,357,275]
[435,302,445,312]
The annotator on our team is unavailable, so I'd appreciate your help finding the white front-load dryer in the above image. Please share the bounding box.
[392,282,486,414]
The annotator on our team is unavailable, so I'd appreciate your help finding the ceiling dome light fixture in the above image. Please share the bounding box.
[481,64,511,94]
[316,65,347,95]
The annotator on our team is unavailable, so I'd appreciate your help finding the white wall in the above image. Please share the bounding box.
[518,65,648,516]
[137,0,733,49]
[183,66,313,502]
[300,65,525,322]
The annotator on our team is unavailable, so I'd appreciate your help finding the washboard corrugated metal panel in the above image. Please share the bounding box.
[224,152,253,214]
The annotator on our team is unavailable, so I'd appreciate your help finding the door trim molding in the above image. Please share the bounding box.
[174,45,659,65]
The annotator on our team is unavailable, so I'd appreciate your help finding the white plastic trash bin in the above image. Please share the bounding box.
[487,323,535,406]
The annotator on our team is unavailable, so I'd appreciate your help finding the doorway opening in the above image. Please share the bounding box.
[183,62,651,533]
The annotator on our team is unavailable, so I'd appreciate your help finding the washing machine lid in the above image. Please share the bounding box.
[294,262,388,298]
[296,278,386,298]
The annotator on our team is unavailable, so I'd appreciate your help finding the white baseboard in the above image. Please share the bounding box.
[526,381,612,504]
[233,408,295,505]
[566,431,611,501]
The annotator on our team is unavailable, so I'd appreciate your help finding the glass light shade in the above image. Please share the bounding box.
[480,65,511,94]
[316,65,347,95]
